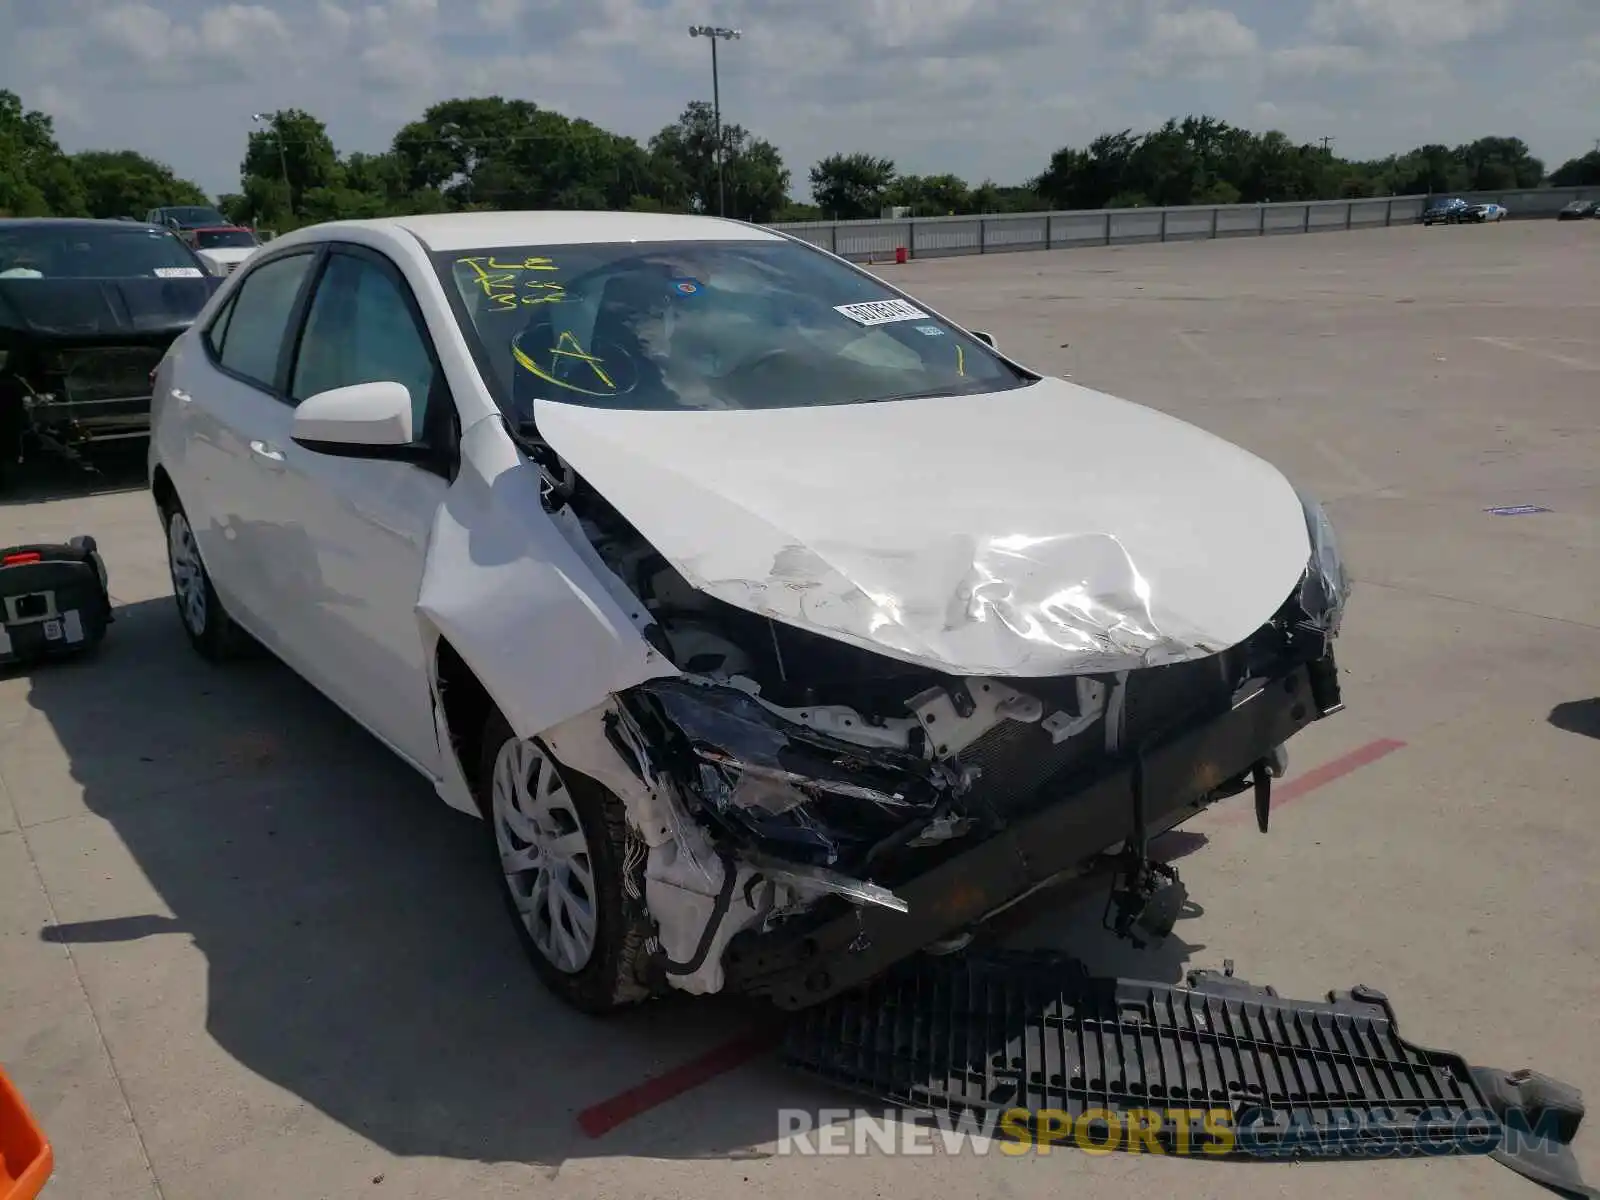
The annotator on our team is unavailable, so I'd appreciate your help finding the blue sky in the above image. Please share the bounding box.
[4,0,1597,199]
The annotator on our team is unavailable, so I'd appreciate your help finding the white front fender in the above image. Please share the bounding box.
[416,417,677,745]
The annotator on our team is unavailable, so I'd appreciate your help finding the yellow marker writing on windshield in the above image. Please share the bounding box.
[457,257,514,295]
[486,256,559,271]
[457,256,566,311]
[512,330,618,395]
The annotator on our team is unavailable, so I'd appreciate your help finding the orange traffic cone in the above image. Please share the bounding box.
[0,1067,52,1200]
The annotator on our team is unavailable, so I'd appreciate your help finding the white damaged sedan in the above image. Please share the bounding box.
[148,211,1351,1014]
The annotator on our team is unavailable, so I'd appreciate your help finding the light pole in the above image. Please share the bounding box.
[688,25,740,217]
[251,112,292,215]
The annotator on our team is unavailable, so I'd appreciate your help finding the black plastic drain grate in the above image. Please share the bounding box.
[782,950,1498,1156]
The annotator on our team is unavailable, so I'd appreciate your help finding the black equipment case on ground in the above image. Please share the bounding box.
[0,536,112,666]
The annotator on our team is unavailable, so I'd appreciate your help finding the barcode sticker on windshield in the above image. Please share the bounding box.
[834,298,930,326]
[154,267,204,278]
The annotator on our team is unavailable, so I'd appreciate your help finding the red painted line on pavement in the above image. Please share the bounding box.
[577,1025,784,1139]
[1211,737,1408,825]
[575,740,1407,1138]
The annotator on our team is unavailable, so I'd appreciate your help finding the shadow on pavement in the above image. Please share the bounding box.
[0,444,149,508]
[1549,699,1600,741]
[22,595,1207,1166]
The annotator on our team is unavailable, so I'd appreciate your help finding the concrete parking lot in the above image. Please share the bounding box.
[2,219,1597,1200]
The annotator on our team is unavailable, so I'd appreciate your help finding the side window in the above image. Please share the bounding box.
[215,253,315,389]
[203,291,238,358]
[290,251,436,435]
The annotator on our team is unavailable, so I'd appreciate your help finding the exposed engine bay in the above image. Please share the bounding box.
[0,224,218,478]
[0,339,170,469]
[521,429,1351,1000]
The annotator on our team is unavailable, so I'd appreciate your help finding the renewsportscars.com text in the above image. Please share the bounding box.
[777,1105,1562,1158]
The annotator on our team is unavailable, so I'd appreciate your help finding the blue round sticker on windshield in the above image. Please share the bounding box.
[670,277,702,296]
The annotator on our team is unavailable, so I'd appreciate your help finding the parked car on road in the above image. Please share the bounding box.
[146,205,231,232]
[1462,202,1507,223]
[1419,198,1471,225]
[183,226,262,276]
[1556,199,1600,220]
[0,219,218,484]
[148,211,1350,1015]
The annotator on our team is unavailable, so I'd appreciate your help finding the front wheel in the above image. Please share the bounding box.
[478,708,657,1014]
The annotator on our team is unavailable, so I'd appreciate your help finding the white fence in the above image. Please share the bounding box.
[769,186,1600,262]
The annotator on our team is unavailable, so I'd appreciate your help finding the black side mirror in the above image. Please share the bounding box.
[970,330,996,349]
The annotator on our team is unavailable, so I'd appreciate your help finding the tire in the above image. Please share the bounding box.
[477,707,657,1014]
[160,494,247,661]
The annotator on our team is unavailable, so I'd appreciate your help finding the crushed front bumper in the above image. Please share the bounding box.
[724,654,1340,1010]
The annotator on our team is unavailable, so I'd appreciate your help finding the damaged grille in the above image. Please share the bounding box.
[783,951,1494,1155]
[1120,653,1238,746]
[57,346,163,404]
[959,720,1105,820]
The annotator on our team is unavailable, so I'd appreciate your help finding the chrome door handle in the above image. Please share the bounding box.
[171,388,192,403]
[249,440,285,464]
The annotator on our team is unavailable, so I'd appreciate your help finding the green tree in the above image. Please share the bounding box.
[1033,130,1141,210]
[391,97,668,214]
[1030,115,1540,210]
[774,201,824,222]
[1549,151,1600,187]
[70,149,208,219]
[500,113,657,210]
[810,152,896,220]
[1454,136,1544,190]
[392,96,543,204]
[648,102,790,221]
[241,109,340,220]
[887,173,970,216]
[0,89,86,217]
[216,193,250,224]
[1386,144,1468,195]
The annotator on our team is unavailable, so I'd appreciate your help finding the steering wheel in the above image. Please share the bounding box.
[720,346,804,382]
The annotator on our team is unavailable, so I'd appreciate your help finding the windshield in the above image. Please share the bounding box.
[163,207,228,227]
[0,226,205,280]
[194,229,257,249]
[433,238,1032,418]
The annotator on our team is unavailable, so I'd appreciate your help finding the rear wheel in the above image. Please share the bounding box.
[161,496,247,661]
[478,707,656,1014]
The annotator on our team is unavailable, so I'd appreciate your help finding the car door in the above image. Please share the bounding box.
[165,247,321,642]
[244,243,458,772]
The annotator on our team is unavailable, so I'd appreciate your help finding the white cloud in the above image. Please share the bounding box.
[1307,0,1512,46]
[4,0,1596,196]
[1558,32,1600,86]
[88,2,292,74]
[196,5,293,59]
[1136,7,1261,77]
[1268,42,1376,76]
[475,0,524,28]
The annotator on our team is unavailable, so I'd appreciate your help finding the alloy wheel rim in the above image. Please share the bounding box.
[491,739,599,974]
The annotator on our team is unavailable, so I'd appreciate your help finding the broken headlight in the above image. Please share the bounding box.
[1295,489,1350,636]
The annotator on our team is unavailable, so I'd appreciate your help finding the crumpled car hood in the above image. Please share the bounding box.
[533,377,1313,677]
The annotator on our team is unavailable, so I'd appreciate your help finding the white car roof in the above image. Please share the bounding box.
[351,210,785,253]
